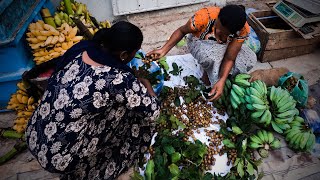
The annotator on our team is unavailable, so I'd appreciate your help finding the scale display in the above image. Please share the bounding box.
[272,0,320,27]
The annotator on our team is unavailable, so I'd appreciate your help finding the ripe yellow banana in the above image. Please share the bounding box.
[16,94,23,103]
[37,35,47,41]
[50,52,60,59]
[30,30,41,36]
[40,30,53,36]
[58,33,65,43]
[51,36,59,44]
[35,22,44,31]
[21,96,29,104]
[29,23,36,31]
[61,42,68,50]
[44,36,54,46]
[27,38,40,44]
[17,90,27,95]
[30,42,42,49]
[17,82,27,91]
[72,36,83,42]
[27,97,35,105]
[67,41,74,49]
[26,32,34,38]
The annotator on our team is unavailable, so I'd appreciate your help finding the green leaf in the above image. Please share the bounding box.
[184,97,192,104]
[171,176,179,180]
[163,145,175,155]
[203,173,214,180]
[176,38,186,47]
[135,54,143,59]
[237,160,245,177]
[232,126,243,135]
[171,152,181,163]
[174,96,181,107]
[132,171,144,180]
[223,139,236,148]
[159,57,169,71]
[175,120,186,129]
[145,160,155,180]
[168,163,180,176]
[246,161,254,175]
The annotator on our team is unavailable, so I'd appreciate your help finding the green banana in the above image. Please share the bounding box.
[250,95,265,105]
[270,139,281,149]
[267,131,274,144]
[307,133,316,151]
[232,84,245,97]
[235,78,250,87]
[250,135,263,145]
[289,133,300,147]
[231,95,239,109]
[249,142,263,149]
[269,86,276,102]
[257,80,267,94]
[294,133,304,150]
[271,121,284,134]
[262,130,269,142]
[285,129,299,141]
[250,87,263,99]
[235,73,251,80]
[246,104,254,111]
[226,79,232,89]
[278,101,296,114]
[294,116,305,123]
[274,116,293,124]
[252,104,268,111]
[245,95,252,104]
[251,110,265,119]
[231,89,241,105]
[277,109,297,118]
[257,130,266,142]
[300,132,310,150]
[252,81,265,95]
[261,110,271,124]
[277,123,290,130]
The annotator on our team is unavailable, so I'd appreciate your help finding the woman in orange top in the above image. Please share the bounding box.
[148,5,256,101]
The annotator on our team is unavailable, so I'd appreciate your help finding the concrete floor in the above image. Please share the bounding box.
[1,0,320,179]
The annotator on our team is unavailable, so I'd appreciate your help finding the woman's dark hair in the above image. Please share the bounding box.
[218,5,246,35]
[93,21,143,52]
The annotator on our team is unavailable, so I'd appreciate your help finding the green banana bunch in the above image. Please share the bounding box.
[55,11,74,26]
[249,130,281,150]
[285,116,316,151]
[245,80,271,125]
[230,84,246,109]
[268,86,298,134]
[234,73,251,87]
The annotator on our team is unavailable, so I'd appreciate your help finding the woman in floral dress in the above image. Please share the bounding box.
[25,21,160,179]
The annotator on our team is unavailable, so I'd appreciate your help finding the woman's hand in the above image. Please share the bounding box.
[208,79,226,101]
[146,48,166,60]
[138,78,157,97]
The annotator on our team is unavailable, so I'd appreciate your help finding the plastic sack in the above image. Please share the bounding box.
[127,50,164,95]
[278,72,308,107]
[245,8,261,54]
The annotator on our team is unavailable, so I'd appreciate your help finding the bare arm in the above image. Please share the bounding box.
[147,19,196,58]
[209,40,243,101]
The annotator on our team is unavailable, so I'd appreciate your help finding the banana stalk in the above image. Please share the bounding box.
[1,130,25,139]
[0,142,27,165]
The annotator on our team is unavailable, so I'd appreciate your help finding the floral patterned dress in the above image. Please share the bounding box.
[25,53,160,179]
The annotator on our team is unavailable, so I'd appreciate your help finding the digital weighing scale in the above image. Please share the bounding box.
[272,0,320,28]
